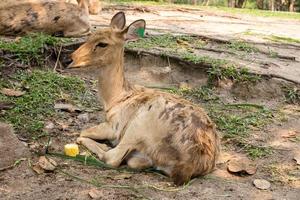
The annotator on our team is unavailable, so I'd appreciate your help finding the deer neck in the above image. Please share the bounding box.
[97,48,131,110]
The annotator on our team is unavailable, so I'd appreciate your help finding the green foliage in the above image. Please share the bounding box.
[283,86,300,104]
[0,33,70,64]
[267,35,300,44]
[208,104,272,138]
[226,40,258,53]
[0,70,95,139]
[166,86,219,102]
[245,145,273,159]
[207,65,261,84]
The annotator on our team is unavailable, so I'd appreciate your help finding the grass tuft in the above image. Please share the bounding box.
[0,33,70,65]
[0,70,96,139]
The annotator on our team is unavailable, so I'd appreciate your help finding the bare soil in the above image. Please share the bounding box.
[1,4,300,200]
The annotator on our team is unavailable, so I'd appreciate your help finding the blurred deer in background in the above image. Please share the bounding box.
[68,12,220,185]
[0,0,90,37]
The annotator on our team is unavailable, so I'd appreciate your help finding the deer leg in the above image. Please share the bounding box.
[80,122,116,140]
[77,137,110,159]
[126,152,153,169]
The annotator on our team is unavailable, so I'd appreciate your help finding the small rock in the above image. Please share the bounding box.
[38,156,57,171]
[45,122,55,130]
[294,154,300,165]
[0,123,29,169]
[253,179,271,190]
[88,188,104,199]
[77,113,89,123]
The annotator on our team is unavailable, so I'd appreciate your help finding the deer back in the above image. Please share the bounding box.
[0,0,90,37]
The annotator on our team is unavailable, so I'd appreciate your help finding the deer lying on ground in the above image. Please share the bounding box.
[68,12,220,185]
[0,0,90,37]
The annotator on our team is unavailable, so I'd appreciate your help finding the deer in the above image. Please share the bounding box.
[0,0,90,37]
[65,0,101,15]
[68,12,220,185]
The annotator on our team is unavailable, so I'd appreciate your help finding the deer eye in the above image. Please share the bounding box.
[96,42,108,48]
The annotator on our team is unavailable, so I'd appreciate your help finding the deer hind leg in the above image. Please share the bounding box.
[80,122,116,140]
[126,151,153,170]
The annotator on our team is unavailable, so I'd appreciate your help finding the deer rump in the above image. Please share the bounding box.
[108,90,220,185]
[0,0,90,37]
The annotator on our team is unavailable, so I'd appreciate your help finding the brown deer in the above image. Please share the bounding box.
[0,0,90,37]
[68,12,220,185]
[65,0,101,15]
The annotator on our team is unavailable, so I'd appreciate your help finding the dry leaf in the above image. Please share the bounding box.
[38,156,57,171]
[110,173,133,180]
[54,103,81,112]
[0,101,15,110]
[1,88,25,97]
[57,122,69,131]
[227,158,257,175]
[282,130,297,138]
[32,164,44,174]
[294,154,300,165]
[88,188,104,199]
[253,179,271,190]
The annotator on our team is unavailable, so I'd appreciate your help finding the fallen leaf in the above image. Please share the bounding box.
[294,154,300,165]
[227,158,257,175]
[38,156,57,171]
[57,122,69,131]
[32,164,44,174]
[282,130,298,138]
[110,173,133,180]
[253,179,271,190]
[54,103,81,112]
[0,88,25,97]
[0,101,15,110]
[88,188,104,199]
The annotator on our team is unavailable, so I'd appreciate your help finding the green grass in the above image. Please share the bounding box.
[166,86,219,102]
[0,70,97,139]
[207,64,261,84]
[226,40,258,53]
[283,86,300,104]
[126,34,196,50]
[267,35,300,44]
[0,33,70,65]
[245,145,273,159]
[208,104,272,138]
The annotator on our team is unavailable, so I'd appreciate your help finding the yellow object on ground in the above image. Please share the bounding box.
[64,144,79,157]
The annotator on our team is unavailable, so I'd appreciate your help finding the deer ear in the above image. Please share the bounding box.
[110,12,126,30]
[122,19,146,41]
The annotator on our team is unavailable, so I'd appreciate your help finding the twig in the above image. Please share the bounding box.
[53,44,62,72]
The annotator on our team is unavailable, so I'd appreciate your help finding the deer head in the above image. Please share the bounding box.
[68,12,146,69]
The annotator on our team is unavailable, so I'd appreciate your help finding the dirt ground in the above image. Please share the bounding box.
[1,3,300,200]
